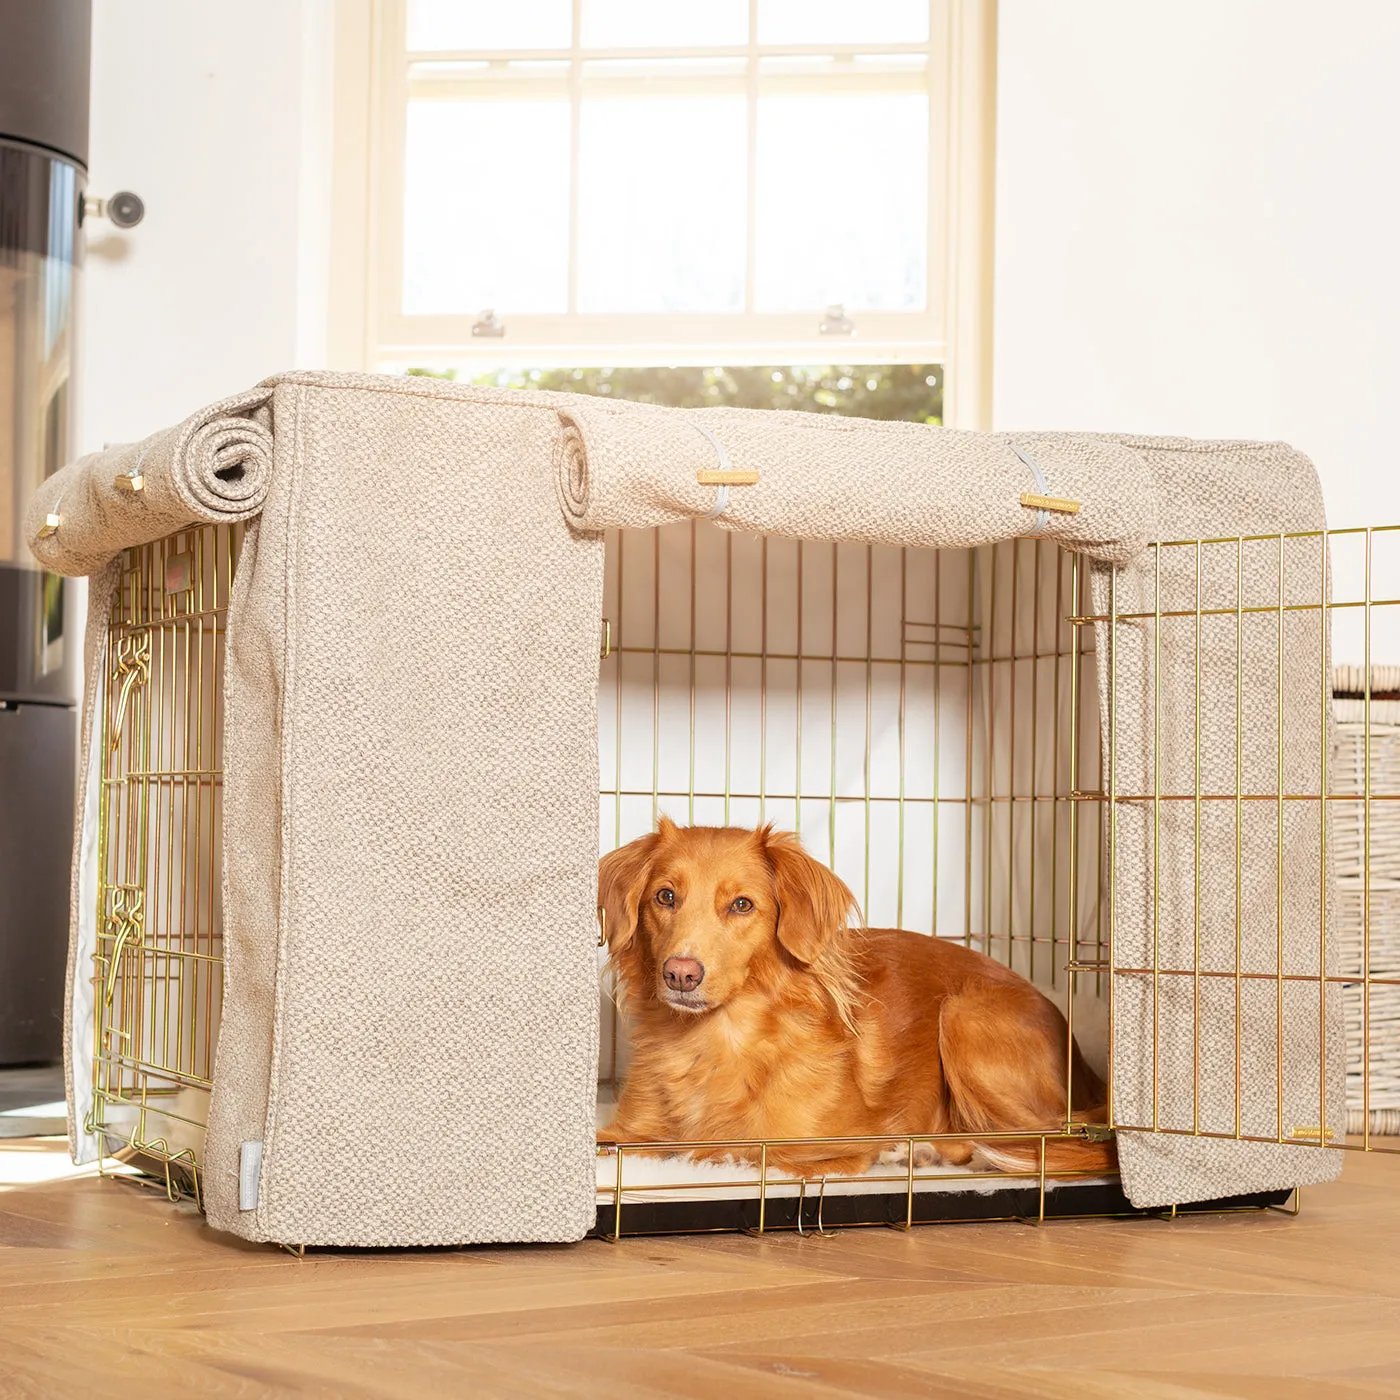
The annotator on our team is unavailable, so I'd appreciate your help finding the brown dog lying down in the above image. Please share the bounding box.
[597,819,1115,1179]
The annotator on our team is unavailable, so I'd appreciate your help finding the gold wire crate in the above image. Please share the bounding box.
[87,519,1399,1237]
[88,524,241,1203]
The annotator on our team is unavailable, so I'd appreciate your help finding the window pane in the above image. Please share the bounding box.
[454,365,942,423]
[580,0,749,48]
[406,0,572,51]
[758,0,929,46]
[403,101,571,315]
[755,93,927,312]
[578,97,746,313]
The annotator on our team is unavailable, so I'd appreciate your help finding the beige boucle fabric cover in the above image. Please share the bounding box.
[58,556,120,1157]
[204,375,604,1244]
[557,399,1157,563]
[31,370,1343,1239]
[1089,436,1344,1207]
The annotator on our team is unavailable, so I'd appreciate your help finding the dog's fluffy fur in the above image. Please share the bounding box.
[598,820,1115,1178]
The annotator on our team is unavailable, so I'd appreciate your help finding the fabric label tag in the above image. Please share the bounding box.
[239,1141,263,1211]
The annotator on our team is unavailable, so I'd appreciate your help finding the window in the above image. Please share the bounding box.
[334,0,995,425]
[410,362,945,423]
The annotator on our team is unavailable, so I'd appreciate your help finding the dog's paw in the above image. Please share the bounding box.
[769,1151,878,1178]
[877,1141,963,1168]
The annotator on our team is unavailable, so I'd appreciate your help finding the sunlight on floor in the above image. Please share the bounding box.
[0,1139,128,1190]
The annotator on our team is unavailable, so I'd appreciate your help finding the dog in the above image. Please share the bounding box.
[597,818,1115,1178]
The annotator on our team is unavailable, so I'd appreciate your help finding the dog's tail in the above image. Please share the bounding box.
[940,992,1118,1179]
[970,1115,1117,1178]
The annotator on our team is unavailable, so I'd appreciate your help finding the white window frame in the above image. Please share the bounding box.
[329,0,996,427]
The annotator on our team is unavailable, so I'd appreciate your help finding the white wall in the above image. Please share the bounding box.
[994,0,1400,534]
[81,0,333,453]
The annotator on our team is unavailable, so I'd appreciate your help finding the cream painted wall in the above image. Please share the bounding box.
[80,0,334,454]
[993,0,1400,536]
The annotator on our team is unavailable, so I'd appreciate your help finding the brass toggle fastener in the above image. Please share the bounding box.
[1020,491,1082,515]
[697,468,760,486]
[1287,1125,1338,1143]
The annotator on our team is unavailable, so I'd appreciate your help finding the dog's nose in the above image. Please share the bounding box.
[662,956,705,992]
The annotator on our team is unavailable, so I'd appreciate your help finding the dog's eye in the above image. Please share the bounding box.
[730,897,753,914]
[655,889,675,907]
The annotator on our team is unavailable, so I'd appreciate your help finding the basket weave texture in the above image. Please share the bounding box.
[1332,684,1400,1135]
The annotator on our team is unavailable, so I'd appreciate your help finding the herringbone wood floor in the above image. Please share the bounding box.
[2,1140,1398,1399]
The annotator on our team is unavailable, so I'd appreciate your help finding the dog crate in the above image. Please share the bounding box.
[85,514,1397,1239]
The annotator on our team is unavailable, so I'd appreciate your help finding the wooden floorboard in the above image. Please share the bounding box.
[2,1142,1398,1398]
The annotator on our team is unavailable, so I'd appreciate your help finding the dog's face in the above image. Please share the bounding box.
[598,820,856,1016]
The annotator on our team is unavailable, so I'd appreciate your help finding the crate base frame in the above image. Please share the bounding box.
[589,1181,1300,1240]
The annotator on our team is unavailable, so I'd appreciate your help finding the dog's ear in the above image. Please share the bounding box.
[597,830,661,954]
[762,827,859,965]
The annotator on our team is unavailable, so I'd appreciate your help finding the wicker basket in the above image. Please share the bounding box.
[1332,676,1400,1135]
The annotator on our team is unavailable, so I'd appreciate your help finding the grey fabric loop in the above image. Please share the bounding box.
[702,484,730,520]
[693,423,733,520]
[1007,441,1051,533]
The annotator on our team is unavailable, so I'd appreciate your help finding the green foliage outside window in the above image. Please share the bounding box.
[405,364,942,423]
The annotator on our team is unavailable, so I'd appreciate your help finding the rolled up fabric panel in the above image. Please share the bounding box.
[556,400,1159,563]
[24,387,275,577]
